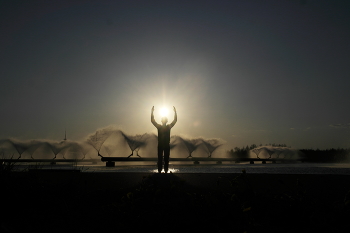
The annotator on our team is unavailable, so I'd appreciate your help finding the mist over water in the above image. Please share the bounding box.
[251,146,300,160]
[0,126,226,159]
[120,132,149,157]
[174,136,202,158]
[201,138,224,157]
[3,127,350,176]
[86,126,116,157]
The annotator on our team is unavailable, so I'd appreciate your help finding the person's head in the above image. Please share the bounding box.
[161,117,168,125]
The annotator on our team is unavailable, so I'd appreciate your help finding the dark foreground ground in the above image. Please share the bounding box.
[2,171,350,233]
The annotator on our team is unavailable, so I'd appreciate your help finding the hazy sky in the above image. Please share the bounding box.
[1,0,350,150]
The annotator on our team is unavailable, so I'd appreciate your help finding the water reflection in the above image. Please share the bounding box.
[150,168,179,173]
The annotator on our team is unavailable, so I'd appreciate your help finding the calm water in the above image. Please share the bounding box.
[16,162,350,175]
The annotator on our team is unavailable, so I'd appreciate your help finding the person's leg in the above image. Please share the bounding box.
[157,146,163,173]
[164,145,170,173]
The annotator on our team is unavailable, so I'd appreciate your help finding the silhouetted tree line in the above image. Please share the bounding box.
[228,145,252,158]
[300,148,350,163]
[227,143,289,159]
[227,147,249,158]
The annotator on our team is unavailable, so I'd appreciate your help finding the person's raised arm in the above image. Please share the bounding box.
[170,106,177,128]
[151,106,159,127]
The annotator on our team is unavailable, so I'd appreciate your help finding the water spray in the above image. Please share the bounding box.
[252,148,264,159]
[103,146,111,156]
[2,128,226,159]
[86,127,116,157]
[175,136,201,158]
[46,141,69,159]
[201,138,223,158]
[10,139,32,159]
[265,148,275,159]
[251,146,299,160]
[121,132,147,158]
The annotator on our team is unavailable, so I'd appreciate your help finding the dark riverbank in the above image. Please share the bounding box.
[2,172,350,232]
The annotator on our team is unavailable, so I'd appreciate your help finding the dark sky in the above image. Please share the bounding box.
[1,0,350,150]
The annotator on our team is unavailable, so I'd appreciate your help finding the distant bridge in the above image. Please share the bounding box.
[1,157,304,168]
[0,159,100,164]
[100,156,304,167]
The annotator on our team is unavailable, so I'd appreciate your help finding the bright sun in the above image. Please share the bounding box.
[159,107,169,117]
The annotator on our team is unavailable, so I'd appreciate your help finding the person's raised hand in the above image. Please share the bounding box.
[173,106,176,112]
[151,106,154,112]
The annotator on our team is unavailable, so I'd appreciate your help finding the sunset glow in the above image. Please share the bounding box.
[1,1,349,150]
[160,107,169,117]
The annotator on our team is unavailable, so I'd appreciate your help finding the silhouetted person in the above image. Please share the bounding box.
[151,106,177,173]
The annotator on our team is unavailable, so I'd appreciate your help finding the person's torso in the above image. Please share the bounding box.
[157,125,171,145]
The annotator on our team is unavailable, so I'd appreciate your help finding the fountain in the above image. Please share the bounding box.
[252,148,264,159]
[0,127,227,167]
[175,136,201,158]
[86,126,116,158]
[265,148,275,159]
[46,141,69,160]
[250,146,300,163]
[120,132,148,158]
[201,138,223,158]
[10,139,41,159]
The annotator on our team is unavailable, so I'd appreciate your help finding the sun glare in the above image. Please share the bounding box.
[160,107,169,117]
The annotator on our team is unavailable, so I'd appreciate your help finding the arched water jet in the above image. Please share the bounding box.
[275,149,283,158]
[103,145,113,157]
[13,140,41,159]
[251,146,300,161]
[282,148,298,159]
[134,148,141,157]
[252,148,264,159]
[86,126,116,157]
[9,139,31,159]
[121,132,148,158]
[201,138,223,158]
[0,139,15,158]
[61,142,87,160]
[176,137,201,158]
[169,136,177,150]
[78,142,94,160]
[46,141,69,159]
[30,140,45,159]
[3,128,228,160]
[275,147,297,159]
[265,148,275,159]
